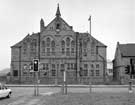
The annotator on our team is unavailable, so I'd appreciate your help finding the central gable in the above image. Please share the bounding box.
[45,17,73,32]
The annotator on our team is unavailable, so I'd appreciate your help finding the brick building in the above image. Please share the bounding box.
[10,5,107,84]
[113,42,135,84]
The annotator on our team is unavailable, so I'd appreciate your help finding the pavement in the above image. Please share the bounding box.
[6,84,135,88]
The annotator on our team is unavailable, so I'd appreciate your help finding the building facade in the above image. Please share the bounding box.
[113,42,135,84]
[10,5,107,84]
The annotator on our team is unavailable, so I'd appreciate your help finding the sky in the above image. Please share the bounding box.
[0,0,134,70]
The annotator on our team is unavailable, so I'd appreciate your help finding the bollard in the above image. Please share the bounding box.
[129,81,133,93]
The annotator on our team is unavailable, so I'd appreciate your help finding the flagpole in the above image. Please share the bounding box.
[88,15,92,93]
[88,15,91,35]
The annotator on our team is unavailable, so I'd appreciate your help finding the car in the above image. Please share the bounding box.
[0,83,12,98]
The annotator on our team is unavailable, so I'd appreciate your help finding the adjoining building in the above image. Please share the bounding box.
[113,42,135,84]
[106,60,113,83]
[10,5,107,84]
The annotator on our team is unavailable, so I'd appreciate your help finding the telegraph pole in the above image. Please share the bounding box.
[88,15,92,93]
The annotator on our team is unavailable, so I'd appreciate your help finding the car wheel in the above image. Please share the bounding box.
[7,92,11,98]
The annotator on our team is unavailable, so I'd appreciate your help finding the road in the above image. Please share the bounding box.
[0,86,135,105]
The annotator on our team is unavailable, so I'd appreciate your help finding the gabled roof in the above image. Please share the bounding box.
[11,34,30,48]
[45,16,72,30]
[119,43,135,57]
[79,33,107,47]
[11,33,39,48]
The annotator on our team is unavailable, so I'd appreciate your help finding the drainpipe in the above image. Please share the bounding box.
[19,46,22,84]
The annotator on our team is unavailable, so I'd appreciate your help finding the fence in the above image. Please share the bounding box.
[9,76,104,85]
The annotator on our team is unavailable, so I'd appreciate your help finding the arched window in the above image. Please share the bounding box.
[51,40,55,55]
[46,37,51,47]
[61,40,65,47]
[66,37,70,46]
[51,40,55,47]
[42,41,45,55]
[71,40,75,47]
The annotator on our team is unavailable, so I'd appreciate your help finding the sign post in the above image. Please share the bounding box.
[33,59,39,96]
[64,70,67,94]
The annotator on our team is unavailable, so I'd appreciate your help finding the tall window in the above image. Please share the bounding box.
[51,40,55,55]
[51,40,55,47]
[47,48,50,56]
[71,40,75,56]
[46,37,51,47]
[66,48,70,56]
[67,63,70,70]
[61,40,65,47]
[83,49,87,56]
[71,48,75,56]
[71,40,75,47]
[66,37,70,46]
[60,64,65,71]
[52,64,56,76]
[96,70,100,76]
[62,48,65,54]
[91,64,94,68]
[83,64,88,76]
[42,41,45,55]
[61,40,65,54]
[52,48,55,55]
[91,70,94,76]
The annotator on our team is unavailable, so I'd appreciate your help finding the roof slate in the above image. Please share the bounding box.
[119,44,135,57]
